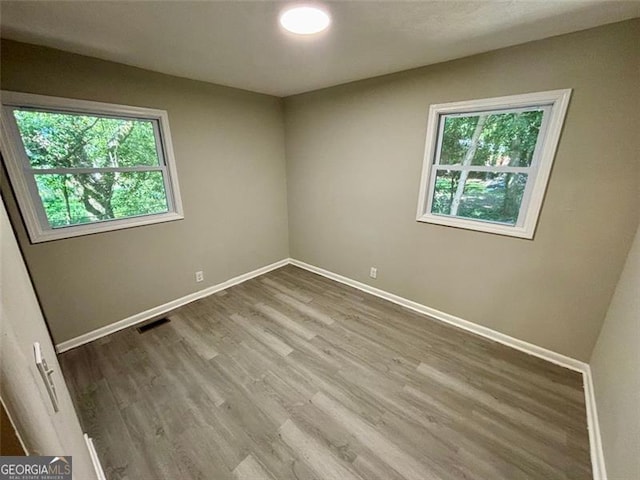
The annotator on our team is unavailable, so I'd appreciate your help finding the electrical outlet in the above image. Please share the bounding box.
[195,271,204,282]
[369,267,377,279]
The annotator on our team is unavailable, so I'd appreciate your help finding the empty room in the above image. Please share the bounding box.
[0,1,638,479]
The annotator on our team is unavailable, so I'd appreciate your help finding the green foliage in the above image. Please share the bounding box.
[433,109,542,224]
[440,110,543,167]
[14,109,168,228]
[432,172,526,225]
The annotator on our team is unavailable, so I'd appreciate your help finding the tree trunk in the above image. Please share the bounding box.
[80,193,104,220]
[502,119,523,218]
[62,180,71,224]
[450,115,487,216]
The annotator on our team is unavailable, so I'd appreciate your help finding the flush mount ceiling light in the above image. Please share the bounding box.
[279,6,331,35]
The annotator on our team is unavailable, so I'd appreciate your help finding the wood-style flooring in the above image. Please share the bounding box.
[59,265,592,480]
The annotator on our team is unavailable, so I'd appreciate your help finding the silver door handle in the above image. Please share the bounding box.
[34,342,59,413]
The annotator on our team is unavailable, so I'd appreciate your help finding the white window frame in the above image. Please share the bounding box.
[0,91,184,243]
[416,89,571,239]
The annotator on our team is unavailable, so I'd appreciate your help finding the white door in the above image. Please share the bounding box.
[0,199,99,480]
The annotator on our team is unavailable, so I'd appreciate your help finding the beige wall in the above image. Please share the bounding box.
[284,20,640,361]
[1,40,289,344]
[2,21,638,360]
[590,224,640,479]
[1,199,97,477]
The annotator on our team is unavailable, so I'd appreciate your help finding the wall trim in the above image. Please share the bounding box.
[290,258,586,371]
[583,367,608,480]
[55,258,289,353]
[289,258,607,480]
[84,434,107,480]
[55,256,607,480]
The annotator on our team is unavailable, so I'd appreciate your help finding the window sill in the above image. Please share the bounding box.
[28,212,184,244]
[416,213,535,239]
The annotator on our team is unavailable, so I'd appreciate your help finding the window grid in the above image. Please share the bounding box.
[1,91,184,243]
[425,105,551,228]
[415,90,571,238]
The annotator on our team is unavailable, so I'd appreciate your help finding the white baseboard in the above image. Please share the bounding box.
[84,434,107,480]
[55,258,289,353]
[55,255,606,480]
[289,258,607,480]
[582,367,608,480]
[289,259,586,371]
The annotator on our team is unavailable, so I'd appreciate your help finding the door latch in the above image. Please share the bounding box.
[34,342,59,413]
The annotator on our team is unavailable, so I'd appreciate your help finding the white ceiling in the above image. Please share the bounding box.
[1,1,638,97]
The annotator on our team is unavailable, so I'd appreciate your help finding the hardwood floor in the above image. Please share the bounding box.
[59,265,592,480]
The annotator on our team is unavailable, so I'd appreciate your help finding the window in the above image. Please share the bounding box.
[0,91,183,243]
[416,90,571,239]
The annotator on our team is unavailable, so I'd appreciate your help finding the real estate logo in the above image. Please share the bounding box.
[0,456,72,480]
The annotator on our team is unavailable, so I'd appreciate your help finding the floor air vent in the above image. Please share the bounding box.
[137,317,170,333]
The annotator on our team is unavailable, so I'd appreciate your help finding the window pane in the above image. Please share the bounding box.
[439,110,543,167]
[34,171,169,228]
[431,170,527,225]
[13,109,161,168]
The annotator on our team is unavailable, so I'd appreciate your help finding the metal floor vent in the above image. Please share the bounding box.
[137,317,170,334]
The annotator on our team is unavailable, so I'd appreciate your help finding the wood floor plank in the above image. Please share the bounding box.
[278,419,363,480]
[275,293,336,325]
[260,277,314,303]
[352,453,407,480]
[416,362,568,445]
[60,265,592,480]
[233,454,274,480]
[229,313,294,357]
[311,391,444,480]
[255,303,317,340]
[168,313,219,360]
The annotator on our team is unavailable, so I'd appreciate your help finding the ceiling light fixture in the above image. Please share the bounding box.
[279,5,331,35]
